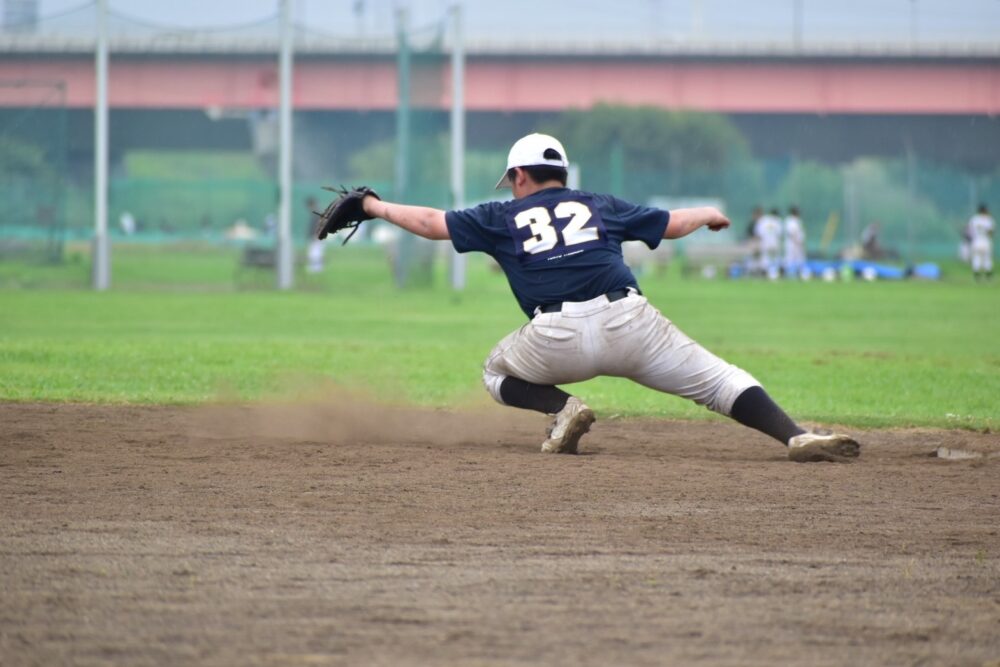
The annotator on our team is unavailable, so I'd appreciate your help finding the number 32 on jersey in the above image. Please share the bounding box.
[509,198,607,263]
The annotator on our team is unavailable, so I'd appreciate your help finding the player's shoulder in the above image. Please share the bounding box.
[466,198,511,217]
[579,190,647,214]
[512,188,615,211]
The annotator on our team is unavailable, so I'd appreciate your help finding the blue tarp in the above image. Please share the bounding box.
[729,259,941,280]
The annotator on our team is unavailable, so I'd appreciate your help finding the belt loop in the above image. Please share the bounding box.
[533,306,542,317]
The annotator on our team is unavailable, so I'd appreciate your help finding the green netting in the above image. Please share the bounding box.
[0,81,69,262]
[386,17,449,286]
[84,153,997,266]
[579,157,999,262]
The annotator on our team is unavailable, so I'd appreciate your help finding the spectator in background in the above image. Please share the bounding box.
[119,211,136,236]
[967,203,995,282]
[783,205,806,277]
[959,223,972,263]
[224,218,258,241]
[861,222,884,259]
[754,207,782,279]
[744,205,763,275]
[745,205,763,240]
[305,196,326,274]
[199,214,213,238]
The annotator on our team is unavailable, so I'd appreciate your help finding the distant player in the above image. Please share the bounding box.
[754,208,782,279]
[783,205,806,277]
[305,196,326,273]
[967,204,995,281]
[325,133,860,462]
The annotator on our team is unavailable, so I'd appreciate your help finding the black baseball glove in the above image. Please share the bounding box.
[315,185,380,244]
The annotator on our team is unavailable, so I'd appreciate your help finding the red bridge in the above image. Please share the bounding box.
[2,41,999,115]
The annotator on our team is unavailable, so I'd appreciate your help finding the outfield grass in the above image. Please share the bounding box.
[1,243,997,430]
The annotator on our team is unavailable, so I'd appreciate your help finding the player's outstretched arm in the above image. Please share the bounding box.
[664,207,731,239]
[362,196,450,240]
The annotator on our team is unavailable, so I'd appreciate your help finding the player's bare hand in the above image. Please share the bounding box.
[361,193,380,218]
[707,212,731,232]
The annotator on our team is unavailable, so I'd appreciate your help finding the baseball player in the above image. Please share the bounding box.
[319,133,860,462]
[783,205,806,277]
[967,204,995,281]
[754,208,783,279]
[305,196,326,273]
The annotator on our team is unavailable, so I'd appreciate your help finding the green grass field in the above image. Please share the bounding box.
[1,243,997,430]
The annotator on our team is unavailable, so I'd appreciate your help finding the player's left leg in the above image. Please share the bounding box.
[624,302,859,462]
[729,386,859,461]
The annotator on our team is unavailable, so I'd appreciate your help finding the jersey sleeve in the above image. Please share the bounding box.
[445,202,506,254]
[606,195,669,249]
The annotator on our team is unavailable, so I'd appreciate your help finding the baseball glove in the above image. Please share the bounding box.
[315,185,380,244]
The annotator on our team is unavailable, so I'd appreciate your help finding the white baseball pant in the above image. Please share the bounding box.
[483,290,760,415]
[971,239,993,273]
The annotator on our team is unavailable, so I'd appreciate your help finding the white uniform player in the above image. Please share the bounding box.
[347,133,860,462]
[968,205,995,281]
[305,197,326,273]
[783,206,806,277]
[754,209,782,278]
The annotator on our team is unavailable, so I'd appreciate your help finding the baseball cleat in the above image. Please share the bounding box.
[787,432,861,463]
[541,397,595,454]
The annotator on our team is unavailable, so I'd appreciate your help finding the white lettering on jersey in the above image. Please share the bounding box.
[513,201,602,256]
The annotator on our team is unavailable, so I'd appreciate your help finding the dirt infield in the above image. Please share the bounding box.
[2,402,999,667]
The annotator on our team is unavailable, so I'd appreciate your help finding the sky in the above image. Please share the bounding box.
[21,0,1000,46]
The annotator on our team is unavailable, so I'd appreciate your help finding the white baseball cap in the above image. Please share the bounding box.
[495,133,569,189]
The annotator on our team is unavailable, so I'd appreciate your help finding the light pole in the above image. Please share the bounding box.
[276,0,295,290]
[93,0,109,290]
[449,3,466,291]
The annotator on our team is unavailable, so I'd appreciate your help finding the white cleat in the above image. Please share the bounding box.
[788,432,861,463]
[541,397,595,455]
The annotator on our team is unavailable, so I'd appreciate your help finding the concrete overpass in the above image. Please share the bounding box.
[1,36,999,116]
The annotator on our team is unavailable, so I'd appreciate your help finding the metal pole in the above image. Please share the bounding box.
[690,0,703,42]
[276,0,294,289]
[792,0,803,52]
[395,7,410,202]
[93,0,109,290]
[843,166,858,253]
[906,144,917,264]
[449,3,466,291]
[611,140,625,195]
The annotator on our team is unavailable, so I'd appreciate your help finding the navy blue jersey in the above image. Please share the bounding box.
[446,187,669,318]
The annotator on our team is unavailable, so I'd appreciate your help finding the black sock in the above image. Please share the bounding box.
[729,386,806,445]
[499,377,570,415]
